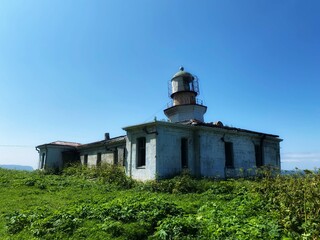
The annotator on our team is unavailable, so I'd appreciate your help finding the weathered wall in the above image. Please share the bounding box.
[223,133,256,177]
[79,143,125,167]
[116,147,125,166]
[38,145,76,171]
[264,140,281,168]
[124,122,281,180]
[198,128,281,178]
[126,131,157,181]
[79,146,106,167]
[165,105,206,123]
[103,152,114,164]
[156,125,194,178]
[198,130,225,178]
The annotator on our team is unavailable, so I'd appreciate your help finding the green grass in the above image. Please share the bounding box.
[1,165,320,239]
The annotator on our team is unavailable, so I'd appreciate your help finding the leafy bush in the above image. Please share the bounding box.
[198,192,281,239]
[152,215,201,240]
[63,163,135,188]
[30,211,82,239]
[5,211,30,234]
[254,172,320,238]
[3,167,320,239]
[141,171,212,194]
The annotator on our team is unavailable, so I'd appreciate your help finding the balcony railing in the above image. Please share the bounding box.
[166,98,204,108]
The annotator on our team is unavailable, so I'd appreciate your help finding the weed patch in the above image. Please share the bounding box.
[2,167,320,239]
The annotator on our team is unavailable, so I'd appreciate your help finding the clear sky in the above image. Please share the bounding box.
[0,0,319,170]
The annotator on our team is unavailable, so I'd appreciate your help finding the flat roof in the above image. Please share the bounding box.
[36,136,126,149]
[123,120,281,139]
[36,141,82,148]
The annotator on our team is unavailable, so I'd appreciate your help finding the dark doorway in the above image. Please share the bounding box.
[225,142,234,168]
[181,138,188,168]
[97,153,102,167]
[137,137,146,167]
[255,145,263,167]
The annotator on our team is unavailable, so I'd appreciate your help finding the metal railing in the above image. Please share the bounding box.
[167,75,200,97]
[166,98,204,108]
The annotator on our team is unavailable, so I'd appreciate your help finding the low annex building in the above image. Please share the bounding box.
[36,67,282,180]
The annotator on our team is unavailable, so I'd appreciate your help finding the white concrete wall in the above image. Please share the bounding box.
[38,145,75,171]
[199,128,281,178]
[156,125,194,178]
[103,152,114,164]
[264,140,281,168]
[126,132,157,181]
[229,135,256,169]
[79,142,125,167]
[124,122,281,180]
[165,105,206,123]
[223,134,257,177]
[80,146,105,167]
[198,130,225,178]
[117,147,125,166]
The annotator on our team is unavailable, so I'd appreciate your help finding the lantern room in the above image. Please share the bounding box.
[164,67,207,123]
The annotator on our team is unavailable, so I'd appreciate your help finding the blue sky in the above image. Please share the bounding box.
[0,0,319,170]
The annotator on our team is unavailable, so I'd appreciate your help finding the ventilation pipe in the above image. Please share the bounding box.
[105,133,110,140]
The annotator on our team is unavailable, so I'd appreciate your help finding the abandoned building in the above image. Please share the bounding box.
[36,67,282,180]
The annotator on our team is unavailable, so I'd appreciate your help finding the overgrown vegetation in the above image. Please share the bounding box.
[1,165,320,239]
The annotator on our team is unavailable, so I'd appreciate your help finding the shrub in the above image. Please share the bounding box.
[254,172,320,238]
[5,211,30,234]
[141,171,212,194]
[152,215,201,240]
[63,163,135,188]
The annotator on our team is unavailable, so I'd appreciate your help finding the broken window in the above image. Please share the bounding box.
[255,145,263,167]
[97,152,102,167]
[225,142,234,168]
[84,154,88,166]
[181,138,188,168]
[137,137,146,167]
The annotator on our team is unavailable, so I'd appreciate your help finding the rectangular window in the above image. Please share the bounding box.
[137,137,146,167]
[255,145,263,167]
[181,138,188,168]
[97,152,101,167]
[84,154,88,166]
[114,148,118,165]
[225,142,234,168]
[40,153,46,169]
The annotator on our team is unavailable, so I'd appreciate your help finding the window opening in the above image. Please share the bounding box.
[181,138,188,168]
[84,154,88,166]
[97,152,101,167]
[255,145,263,167]
[40,153,45,169]
[137,137,146,167]
[225,142,234,168]
[183,77,190,91]
[114,148,118,165]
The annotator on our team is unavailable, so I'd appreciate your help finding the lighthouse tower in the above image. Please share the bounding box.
[164,67,207,123]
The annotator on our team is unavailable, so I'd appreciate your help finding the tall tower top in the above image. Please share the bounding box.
[172,67,193,79]
[164,68,207,123]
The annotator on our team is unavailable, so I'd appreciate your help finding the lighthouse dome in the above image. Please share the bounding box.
[172,66,194,80]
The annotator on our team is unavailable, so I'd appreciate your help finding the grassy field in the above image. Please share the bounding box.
[1,165,320,239]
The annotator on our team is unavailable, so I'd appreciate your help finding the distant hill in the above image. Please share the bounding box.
[0,165,34,171]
